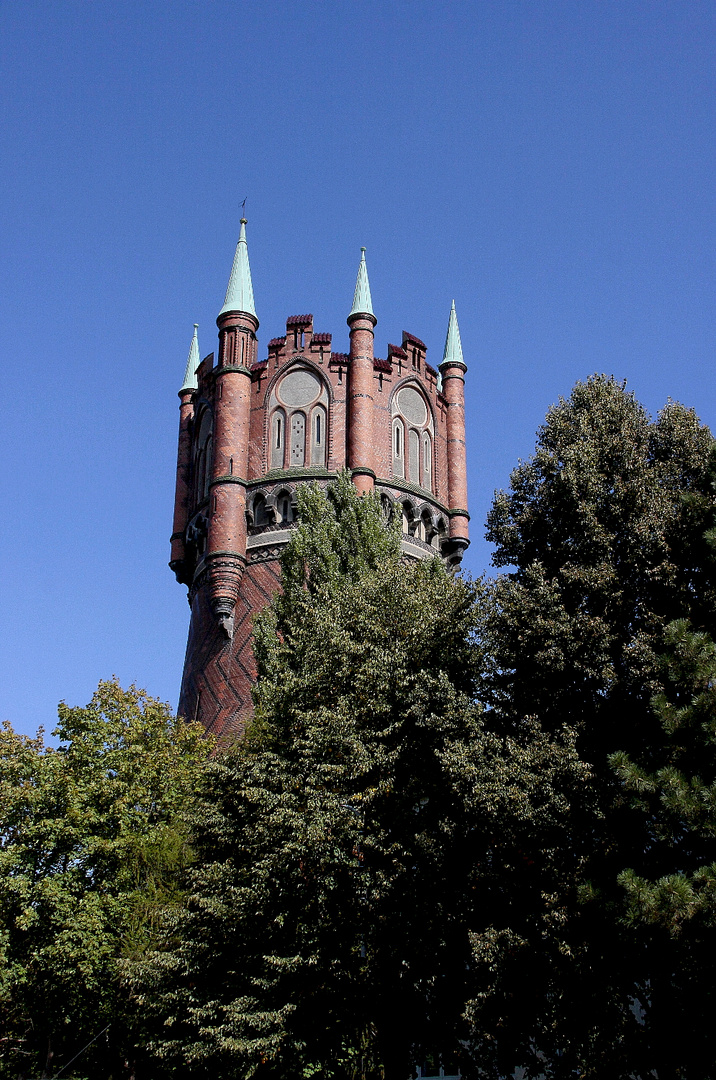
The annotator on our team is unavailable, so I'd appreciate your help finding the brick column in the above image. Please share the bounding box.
[347,311,377,494]
[169,387,195,583]
[439,356,470,564]
[205,310,257,636]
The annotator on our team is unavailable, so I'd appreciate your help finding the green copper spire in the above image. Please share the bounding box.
[442,300,465,368]
[348,246,374,319]
[180,323,200,392]
[219,218,257,319]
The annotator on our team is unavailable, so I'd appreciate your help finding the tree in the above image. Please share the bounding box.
[0,679,209,1079]
[474,375,716,1077]
[608,614,716,1077]
[132,475,586,1080]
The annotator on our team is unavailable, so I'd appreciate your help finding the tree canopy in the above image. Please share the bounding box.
[5,382,716,1080]
[131,475,584,1080]
[0,680,209,1079]
[474,376,716,1077]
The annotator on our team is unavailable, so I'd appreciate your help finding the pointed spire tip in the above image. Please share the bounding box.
[349,246,374,320]
[441,300,465,372]
[219,218,257,319]
[180,322,201,392]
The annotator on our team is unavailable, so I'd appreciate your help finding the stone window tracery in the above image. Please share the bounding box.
[268,367,329,471]
[391,383,434,492]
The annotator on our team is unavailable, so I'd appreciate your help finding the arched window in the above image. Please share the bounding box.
[277,490,293,524]
[401,501,413,534]
[393,419,405,479]
[311,405,326,466]
[392,383,434,493]
[202,436,213,501]
[408,429,420,485]
[253,493,267,526]
[193,409,213,505]
[268,367,329,474]
[422,432,432,492]
[271,410,285,469]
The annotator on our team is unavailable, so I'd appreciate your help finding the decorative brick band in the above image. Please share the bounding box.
[351,466,377,480]
[259,467,339,483]
[215,365,253,378]
[448,507,471,520]
[209,475,248,489]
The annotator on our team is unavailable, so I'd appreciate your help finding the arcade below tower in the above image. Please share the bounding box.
[171,223,469,739]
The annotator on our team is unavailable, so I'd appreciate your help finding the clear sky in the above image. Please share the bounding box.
[1,1,715,736]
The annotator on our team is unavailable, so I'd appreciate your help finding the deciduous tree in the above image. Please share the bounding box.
[0,680,208,1079]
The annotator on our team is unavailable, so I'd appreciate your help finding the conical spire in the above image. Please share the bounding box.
[442,300,465,368]
[219,218,257,319]
[180,323,200,392]
[348,246,374,319]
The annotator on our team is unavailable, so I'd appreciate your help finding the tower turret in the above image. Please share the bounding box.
[205,219,258,636]
[439,301,470,564]
[170,324,200,582]
[347,248,377,494]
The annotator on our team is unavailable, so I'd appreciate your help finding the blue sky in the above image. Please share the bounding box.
[1,1,715,736]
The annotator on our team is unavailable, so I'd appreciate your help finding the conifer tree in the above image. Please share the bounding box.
[133,474,583,1080]
[609,457,716,1078]
[474,376,716,1077]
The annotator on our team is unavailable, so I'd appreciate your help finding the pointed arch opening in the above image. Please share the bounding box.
[271,409,286,469]
[311,404,326,466]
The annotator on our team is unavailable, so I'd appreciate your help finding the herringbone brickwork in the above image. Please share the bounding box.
[178,557,282,741]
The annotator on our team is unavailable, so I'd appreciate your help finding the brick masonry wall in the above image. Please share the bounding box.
[174,312,466,740]
[178,556,282,741]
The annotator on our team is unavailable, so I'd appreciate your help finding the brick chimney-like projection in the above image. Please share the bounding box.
[171,223,470,739]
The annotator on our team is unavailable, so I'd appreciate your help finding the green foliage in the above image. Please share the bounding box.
[9,381,716,1078]
[0,679,209,1079]
[484,376,716,754]
[132,476,584,1079]
[611,618,716,931]
[475,376,716,1077]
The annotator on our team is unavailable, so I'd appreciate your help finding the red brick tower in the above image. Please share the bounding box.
[171,225,470,739]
